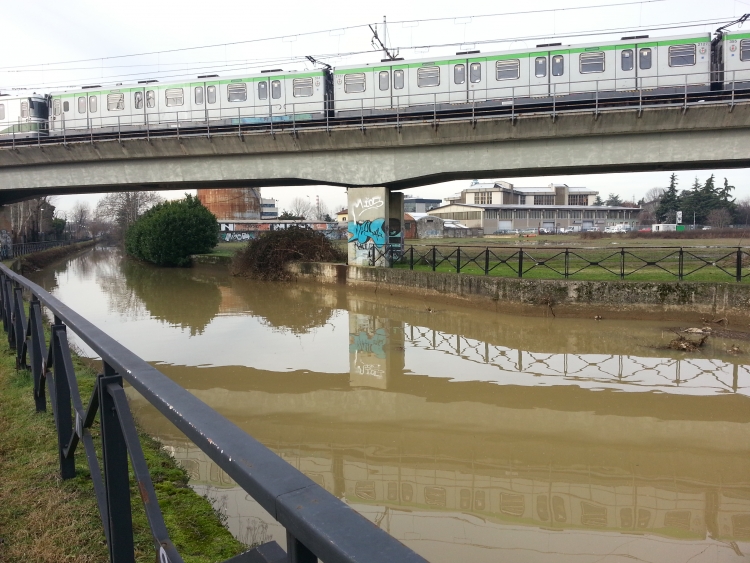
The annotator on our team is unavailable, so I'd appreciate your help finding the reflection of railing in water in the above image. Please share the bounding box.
[404,324,749,394]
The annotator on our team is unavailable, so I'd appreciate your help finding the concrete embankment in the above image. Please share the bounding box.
[285,262,750,320]
[9,239,97,275]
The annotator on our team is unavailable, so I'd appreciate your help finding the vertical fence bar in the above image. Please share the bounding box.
[287,531,316,563]
[678,248,684,281]
[51,321,76,479]
[518,249,524,278]
[239,107,242,137]
[620,248,625,280]
[99,368,135,563]
[737,248,742,283]
[409,246,414,270]
[565,249,569,279]
[432,246,436,272]
[456,247,461,274]
[484,248,490,275]
[29,297,46,412]
[12,286,26,366]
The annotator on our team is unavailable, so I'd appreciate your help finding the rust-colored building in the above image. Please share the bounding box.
[197,188,261,221]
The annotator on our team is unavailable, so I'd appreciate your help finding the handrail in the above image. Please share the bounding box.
[0,262,428,563]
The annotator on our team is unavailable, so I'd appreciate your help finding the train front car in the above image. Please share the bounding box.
[47,70,328,139]
[0,94,49,142]
[717,30,750,91]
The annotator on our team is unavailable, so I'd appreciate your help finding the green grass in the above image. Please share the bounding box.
[0,324,247,562]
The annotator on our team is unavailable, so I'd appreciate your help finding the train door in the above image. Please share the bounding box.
[616,46,637,90]
[374,66,392,109]
[191,82,205,122]
[86,91,101,129]
[468,57,487,102]
[549,50,570,95]
[530,52,549,96]
[269,77,286,118]
[144,86,159,127]
[254,79,270,119]
[391,64,409,112]
[449,60,467,103]
[130,87,146,126]
[636,43,658,89]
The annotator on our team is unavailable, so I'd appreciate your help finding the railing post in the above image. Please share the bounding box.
[117,116,121,143]
[620,248,625,280]
[484,247,490,275]
[51,320,76,479]
[433,93,437,128]
[432,246,436,272]
[99,368,135,563]
[286,531,316,563]
[12,285,26,367]
[239,107,242,137]
[737,247,742,283]
[409,246,414,270]
[456,247,461,274]
[518,249,524,278]
[28,296,46,412]
[678,247,684,281]
[565,248,569,279]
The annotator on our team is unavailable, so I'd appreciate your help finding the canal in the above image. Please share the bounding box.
[30,247,750,562]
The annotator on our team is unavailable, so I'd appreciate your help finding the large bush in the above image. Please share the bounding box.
[125,194,218,266]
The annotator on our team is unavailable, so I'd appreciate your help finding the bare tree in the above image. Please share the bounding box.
[70,201,91,239]
[737,197,750,227]
[96,191,164,241]
[643,187,665,204]
[287,197,314,219]
[707,208,732,229]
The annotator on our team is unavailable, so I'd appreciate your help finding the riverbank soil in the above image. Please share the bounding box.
[0,337,246,562]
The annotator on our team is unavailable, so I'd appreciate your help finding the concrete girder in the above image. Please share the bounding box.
[0,103,749,203]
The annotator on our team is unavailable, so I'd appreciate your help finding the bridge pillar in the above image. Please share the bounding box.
[346,187,403,267]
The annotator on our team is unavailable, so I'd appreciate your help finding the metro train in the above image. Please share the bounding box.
[2,21,750,140]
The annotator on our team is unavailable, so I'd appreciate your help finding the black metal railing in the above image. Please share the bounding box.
[0,263,427,563]
[1,240,72,260]
[371,244,750,282]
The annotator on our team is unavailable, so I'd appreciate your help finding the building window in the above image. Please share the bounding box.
[107,93,125,111]
[529,210,541,219]
[571,210,582,219]
[417,66,440,87]
[516,210,527,219]
[134,91,144,109]
[534,195,554,205]
[580,52,605,73]
[741,39,750,61]
[293,77,313,97]
[542,209,555,219]
[499,209,512,219]
[584,210,594,219]
[52,99,60,116]
[379,71,389,91]
[207,85,217,104]
[344,73,366,93]
[496,59,520,80]
[89,96,97,113]
[568,194,589,205]
[393,69,404,90]
[485,210,498,219]
[596,211,607,219]
[639,48,652,70]
[621,49,634,71]
[474,192,492,204]
[535,57,547,77]
[78,97,87,114]
[227,83,247,102]
[194,86,203,105]
[454,64,465,84]
[668,44,696,67]
[551,55,564,76]
[271,80,281,99]
[470,62,482,83]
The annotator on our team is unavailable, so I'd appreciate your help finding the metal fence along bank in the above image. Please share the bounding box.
[0,263,427,563]
[371,244,750,282]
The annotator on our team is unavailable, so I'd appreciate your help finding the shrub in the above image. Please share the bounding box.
[125,194,218,266]
[231,227,346,280]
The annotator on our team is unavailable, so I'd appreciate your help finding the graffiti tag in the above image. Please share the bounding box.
[221,232,254,242]
[351,196,384,220]
[348,219,386,247]
[349,328,387,358]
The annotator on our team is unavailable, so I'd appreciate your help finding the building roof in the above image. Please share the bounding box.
[428,203,641,211]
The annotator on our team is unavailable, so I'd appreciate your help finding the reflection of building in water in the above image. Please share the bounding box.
[348,314,404,389]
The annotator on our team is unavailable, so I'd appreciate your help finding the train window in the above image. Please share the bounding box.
[107,93,125,111]
[639,48,652,70]
[194,86,203,105]
[470,63,482,83]
[89,96,97,113]
[227,83,247,102]
[63,101,69,112]
[0,104,4,120]
[535,57,547,77]
[551,55,564,76]
[207,86,216,104]
[53,99,61,116]
[257,82,268,100]
[146,90,156,108]
[165,88,184,107]
[496,59,520,80]
[668,44,696,67]
[378,71,389,91]
[20,101,28,118]
[293,77,313,97]
[78,97,86,114]
[454,64,465,84]
[580,52,605,73]
[344,73,366,93]
[393,69,404,90]
[271,80,281,99]
[621,49,634,71]
[417,66,440,87]
[134,91,143,110]
[741,39,750,61]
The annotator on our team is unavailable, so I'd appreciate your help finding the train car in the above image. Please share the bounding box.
[716,29,750,89]
[0,93,49,139]
[47,69,327,136]
[332,32,712,117]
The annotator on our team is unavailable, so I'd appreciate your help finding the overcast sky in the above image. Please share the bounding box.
[2,0,749,214]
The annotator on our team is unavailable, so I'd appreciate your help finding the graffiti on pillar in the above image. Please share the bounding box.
[351,196,384,221]
[349,328,387,358]
[348,218,386,249]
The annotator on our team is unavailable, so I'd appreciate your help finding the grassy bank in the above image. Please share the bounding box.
[9,240,97,275]
[0,334,246,562]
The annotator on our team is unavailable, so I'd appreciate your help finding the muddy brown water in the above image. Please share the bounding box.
[29,247,750,562]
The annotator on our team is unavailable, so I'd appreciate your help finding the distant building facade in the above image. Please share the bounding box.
[197,188,261,220]
[260,198,278,219]
[404,198,442,214]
